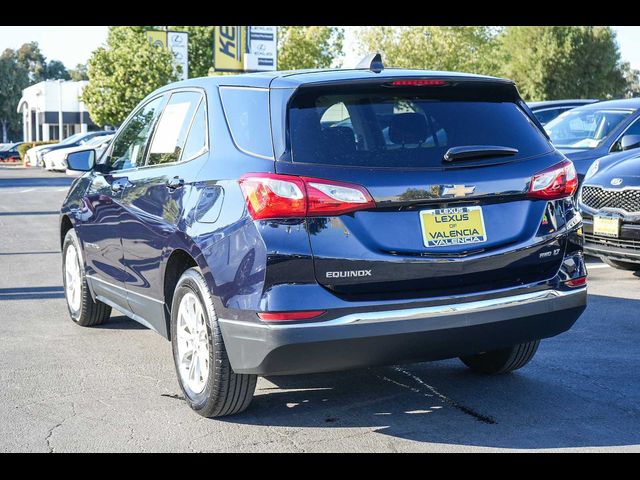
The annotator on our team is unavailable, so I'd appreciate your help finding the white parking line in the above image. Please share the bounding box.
[20,188,35,193]
[587,264,612,269]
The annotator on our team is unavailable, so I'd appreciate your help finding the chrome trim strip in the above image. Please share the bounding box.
[219,288,586,330]
[86,275,165,304]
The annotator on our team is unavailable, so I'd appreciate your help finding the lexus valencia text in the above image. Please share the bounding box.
[59,59,587,417]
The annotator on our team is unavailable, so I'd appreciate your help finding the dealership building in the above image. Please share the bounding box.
[16,80,98,142]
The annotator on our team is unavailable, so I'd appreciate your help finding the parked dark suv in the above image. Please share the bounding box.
[60,63,587,418]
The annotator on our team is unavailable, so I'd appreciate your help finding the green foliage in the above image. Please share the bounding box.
[0,51,29,142]
[16,41,47,82]
[82,26,178,127]
[69,63,89,81]
[499,26,630,101]
[278,26,344,70]
[357,26,502,75]
[45,60,71,80]
[18,141,58,160]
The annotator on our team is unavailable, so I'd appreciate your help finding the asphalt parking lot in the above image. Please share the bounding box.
[1,165,639,453]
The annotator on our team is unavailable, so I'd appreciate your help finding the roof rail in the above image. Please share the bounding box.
[355,53,384,73]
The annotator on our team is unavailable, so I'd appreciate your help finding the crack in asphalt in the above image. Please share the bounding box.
[377,367,497,425]
[44,402,77,453]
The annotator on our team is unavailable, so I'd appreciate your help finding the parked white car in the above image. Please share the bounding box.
[25,144,56,167]
[43,135,114,171]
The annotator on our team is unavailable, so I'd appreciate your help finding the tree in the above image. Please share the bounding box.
[69,63,89,81]
[499,26,630,101]
[357,26,502,75]
[621,62,640,98]
[0,52,29,142]
[16,41,47,82]
[82,26,178,127]
[278,26,344,70]
[45,59,71,80]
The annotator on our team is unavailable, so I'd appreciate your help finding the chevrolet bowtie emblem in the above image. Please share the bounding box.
[442,185,476,197]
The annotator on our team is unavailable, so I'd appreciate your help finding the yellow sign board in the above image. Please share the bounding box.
[146,30,167,49]
[420,206,487,248]
[214,26,247,72]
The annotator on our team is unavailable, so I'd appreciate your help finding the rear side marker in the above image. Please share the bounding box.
[257,310,326,322]
[564,276,587,288]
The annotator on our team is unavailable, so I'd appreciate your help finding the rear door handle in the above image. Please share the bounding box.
[167,176,185,190]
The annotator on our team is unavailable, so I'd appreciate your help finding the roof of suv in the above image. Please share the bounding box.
[159,68,514,91]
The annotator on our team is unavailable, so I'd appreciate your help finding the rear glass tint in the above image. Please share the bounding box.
[288,87,552,168]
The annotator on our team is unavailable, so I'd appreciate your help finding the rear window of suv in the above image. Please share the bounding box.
[288,84,552,168]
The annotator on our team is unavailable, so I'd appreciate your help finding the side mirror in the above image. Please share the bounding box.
[66,149,96,172]
[620,134,640,151]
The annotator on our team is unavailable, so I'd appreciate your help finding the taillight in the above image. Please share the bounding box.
[257,310,326,322]
[565,276,587,288]
[239,173,375,220]
[528,160,578,200]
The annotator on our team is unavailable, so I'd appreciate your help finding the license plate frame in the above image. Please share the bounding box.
[593,215,620,238]
[420,206,487,248]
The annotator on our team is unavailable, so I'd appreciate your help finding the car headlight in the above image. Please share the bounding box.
[585,159,600,180]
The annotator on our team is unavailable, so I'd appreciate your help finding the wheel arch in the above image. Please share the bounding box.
[60,214,73,250]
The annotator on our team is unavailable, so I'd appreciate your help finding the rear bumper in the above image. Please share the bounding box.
[219,287,587,375]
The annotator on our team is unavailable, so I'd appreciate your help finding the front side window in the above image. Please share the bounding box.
[147,91,202,166]
[104,96,164,172]
[220,87,273,159]
[545,108,633,149]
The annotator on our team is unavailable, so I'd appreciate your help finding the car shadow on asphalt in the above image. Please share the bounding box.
[94,315,149,330]
[215,293,640,450]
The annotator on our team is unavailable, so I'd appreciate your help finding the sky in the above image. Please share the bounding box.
[0,26,639,71]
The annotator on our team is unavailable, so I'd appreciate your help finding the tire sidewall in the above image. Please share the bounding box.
[62,229,86,323]
[170,271,217,412]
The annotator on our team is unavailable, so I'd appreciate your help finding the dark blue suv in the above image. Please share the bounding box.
[60,65,587,417]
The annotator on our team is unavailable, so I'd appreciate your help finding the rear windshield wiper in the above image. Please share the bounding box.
[443,145,519,162]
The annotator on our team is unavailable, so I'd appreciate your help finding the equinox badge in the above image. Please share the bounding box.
[326,270,372,278]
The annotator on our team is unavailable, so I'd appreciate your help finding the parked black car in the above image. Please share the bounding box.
[544,98,640,181]
[528,99,598,125]
[0,142,24,162]
[60,63,587,418]
[578,149,640,270]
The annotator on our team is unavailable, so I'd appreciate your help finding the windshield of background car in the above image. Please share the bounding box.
[545,108,633,149]
[287,85,552,168]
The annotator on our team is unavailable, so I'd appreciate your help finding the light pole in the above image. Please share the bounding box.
[58,79,64,140]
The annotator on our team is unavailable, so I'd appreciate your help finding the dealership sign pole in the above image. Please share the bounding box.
[146,29,189,81]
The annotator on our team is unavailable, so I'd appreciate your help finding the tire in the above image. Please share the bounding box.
[62,229,111,327]
[170,267,257,418]
[602,257,640,271]
[460,340,540,374]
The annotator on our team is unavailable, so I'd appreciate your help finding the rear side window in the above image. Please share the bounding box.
[181,100,208,160]
[220,87,273,159]
[147,91,202,166]
[288,86,552,169]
